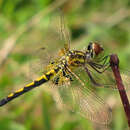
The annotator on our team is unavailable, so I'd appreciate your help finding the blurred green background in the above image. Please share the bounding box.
[0,0,130,130]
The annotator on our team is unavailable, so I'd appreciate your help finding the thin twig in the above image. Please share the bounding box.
[0,0,67,67]
[110,54,130,127]
[105,8,130,27]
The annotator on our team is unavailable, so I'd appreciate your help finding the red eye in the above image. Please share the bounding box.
[93,42,104,56]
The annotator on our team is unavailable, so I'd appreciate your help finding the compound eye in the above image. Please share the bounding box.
[87,42,92,51]
[93,42,104,56]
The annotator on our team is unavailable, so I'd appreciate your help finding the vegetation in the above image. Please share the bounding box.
[0,0,130,130]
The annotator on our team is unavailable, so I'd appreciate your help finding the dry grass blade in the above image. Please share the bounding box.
[0,0,68,67]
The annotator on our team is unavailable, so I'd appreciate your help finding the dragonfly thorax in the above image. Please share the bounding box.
[66,50,85,67]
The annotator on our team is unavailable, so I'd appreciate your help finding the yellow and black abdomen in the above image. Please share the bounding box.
[0,67,59,106]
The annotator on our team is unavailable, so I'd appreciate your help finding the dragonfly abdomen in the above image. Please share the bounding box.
[0,67,60,106]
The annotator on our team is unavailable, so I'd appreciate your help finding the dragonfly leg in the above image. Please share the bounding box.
[97,55,110,63]
[87,55,110,74]
[84,66,102,86]
[88,57,109,70]
[89,62,110,74]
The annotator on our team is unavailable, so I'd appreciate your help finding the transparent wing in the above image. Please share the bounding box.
[53,69,112,124]
[27,12,71,80]
[28,46,52,80]
[58,11,71,52]
[72,84,112,124]
[119,69,130,90]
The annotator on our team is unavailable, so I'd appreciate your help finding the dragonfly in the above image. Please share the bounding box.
[0,13,129,124]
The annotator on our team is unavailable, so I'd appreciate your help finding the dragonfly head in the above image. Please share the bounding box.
[86,42,104,58]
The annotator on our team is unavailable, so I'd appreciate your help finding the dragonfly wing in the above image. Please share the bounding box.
[58,11,71,52]
[53,71,112,124]
[28,16,66,79]
[28,12,71,80]
[73,85,112,124]
[120,69,130,90]
[28,46,53,80]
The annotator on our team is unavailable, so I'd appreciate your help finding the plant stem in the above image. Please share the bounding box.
[110,54,130,127]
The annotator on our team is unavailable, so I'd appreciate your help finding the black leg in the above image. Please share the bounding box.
[96,55,110,63]
[84,66,102,86]
[89,62,110,74]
